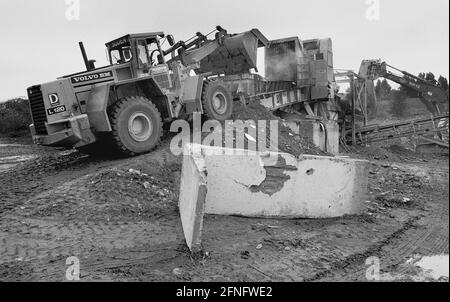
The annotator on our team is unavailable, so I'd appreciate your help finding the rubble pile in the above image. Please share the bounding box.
[202,101,328,157]
[233,102,328,156]
[85,168,179,220]
[25,162,180,222]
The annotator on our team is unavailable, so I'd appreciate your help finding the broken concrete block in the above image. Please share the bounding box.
[203,148,369,218]
[178,144,369,251]
[178,149,207,253]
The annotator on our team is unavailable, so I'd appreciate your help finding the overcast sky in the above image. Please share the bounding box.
[0,0,448,102]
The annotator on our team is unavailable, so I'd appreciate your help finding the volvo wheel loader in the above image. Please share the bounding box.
[26,26,268,156]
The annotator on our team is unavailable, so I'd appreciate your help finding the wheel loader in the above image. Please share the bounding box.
[26,26,268,156]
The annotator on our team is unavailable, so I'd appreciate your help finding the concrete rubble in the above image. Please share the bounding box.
[178,143,369,252]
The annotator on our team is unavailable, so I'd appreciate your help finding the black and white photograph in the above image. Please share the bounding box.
[0,0,448,288]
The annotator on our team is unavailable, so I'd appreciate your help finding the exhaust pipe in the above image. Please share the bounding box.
[79,42,96,71]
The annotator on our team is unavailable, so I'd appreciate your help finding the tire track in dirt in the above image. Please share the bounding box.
[0,151,115,214]
[365,164,449,279]
[390,165,449,277]
[308,162,449,281]
[303,215,422,282]
[0,138,182,281]
[0,136,176,215]
[0,215,181,266]
[1,135,448,282]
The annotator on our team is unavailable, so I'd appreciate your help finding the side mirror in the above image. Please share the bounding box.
[167,35,175,46]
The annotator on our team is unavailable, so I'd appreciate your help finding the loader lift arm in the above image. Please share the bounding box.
[359,60,449,116]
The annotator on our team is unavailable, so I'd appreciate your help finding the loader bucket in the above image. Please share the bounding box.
[196,29,269,75]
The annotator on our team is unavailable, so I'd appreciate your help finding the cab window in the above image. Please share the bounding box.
[109,46,132,65]
[137,40,149,68]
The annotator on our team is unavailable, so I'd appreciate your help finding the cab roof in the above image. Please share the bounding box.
[106,32,165,48]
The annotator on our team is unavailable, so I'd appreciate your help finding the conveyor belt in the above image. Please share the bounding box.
[351,115,449,147]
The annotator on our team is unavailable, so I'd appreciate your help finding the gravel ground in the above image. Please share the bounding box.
[0,133,448,282]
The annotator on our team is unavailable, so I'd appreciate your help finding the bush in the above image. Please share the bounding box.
[0,98,32,134]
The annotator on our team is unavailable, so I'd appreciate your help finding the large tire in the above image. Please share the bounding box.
[109,96,163,156]
[202,81,233,121]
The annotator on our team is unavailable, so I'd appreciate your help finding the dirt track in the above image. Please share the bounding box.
[0,135,448,282]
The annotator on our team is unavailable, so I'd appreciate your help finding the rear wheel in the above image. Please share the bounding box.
[202,81,233,121]
[109,96,163,156]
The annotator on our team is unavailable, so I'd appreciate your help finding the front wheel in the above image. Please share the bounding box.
[109,96,163,156]
[202,81,233,121]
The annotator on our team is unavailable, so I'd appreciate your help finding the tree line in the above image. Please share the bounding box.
[0,98,32,135]
[374,73,449,117]
[375,72,449,100]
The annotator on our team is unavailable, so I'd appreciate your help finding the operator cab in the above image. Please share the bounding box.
[106,32,167,71]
